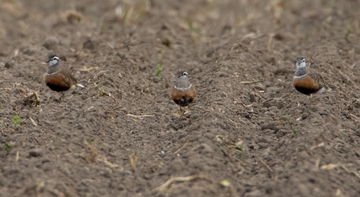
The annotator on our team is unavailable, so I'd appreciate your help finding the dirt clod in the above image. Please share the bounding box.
[1,1,360,197]
[42,36,59,50]
[29,149,43,157]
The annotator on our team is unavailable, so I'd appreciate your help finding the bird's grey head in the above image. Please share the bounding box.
[176,71,188,79]
[47,55,59,67]
[174,71,192,90]
[296,57,306,68]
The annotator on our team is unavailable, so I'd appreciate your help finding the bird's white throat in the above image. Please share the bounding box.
[293,73,308,79]
[174,84,192,91]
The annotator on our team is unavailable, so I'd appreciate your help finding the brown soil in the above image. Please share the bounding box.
[1,0,360,197]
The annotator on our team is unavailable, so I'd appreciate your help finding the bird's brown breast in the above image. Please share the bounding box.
[45,69,77,92]
[293,74,323,95]
[171,86,196,106]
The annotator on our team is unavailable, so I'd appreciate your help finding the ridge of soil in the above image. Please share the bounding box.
[1,0,360,196]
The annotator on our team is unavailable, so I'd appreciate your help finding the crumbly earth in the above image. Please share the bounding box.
[1,0,360,197]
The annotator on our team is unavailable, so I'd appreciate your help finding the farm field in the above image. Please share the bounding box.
[0,0,360,196]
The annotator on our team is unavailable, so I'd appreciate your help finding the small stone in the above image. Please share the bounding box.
[218,72,228,77]
[29,149,43,157]
[258,142,269,149]
[244,189,262,197]
[42,37,59,50]
[318,111,328,115]
[353,99,360,108]
[249,93,256,102]
[139,64,148,71]
[262,99,272,108]
[184,112,191,118]
[4,61,14,69]
[193,143,214,154]
[298,184,311,197]
[22,46,37,56]
[254,83,265,91]
[83,38,97,51]
[273,33,284,40]
[220,92,227,98]
[260,122,278,131]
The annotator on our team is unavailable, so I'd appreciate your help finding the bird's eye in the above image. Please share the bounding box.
[183,72,188,76]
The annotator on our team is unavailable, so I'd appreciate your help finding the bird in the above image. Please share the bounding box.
[171,71,196,114]
[293,57,326,97]
[44,55,84,101]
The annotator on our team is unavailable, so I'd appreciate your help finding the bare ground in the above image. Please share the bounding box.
[1,0,360,197]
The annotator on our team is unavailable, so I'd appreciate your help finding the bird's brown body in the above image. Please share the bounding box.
[45,69,78,92]
[171,71,196,110]
[293,57,326,95]
[44,55,84,100]
[171,86,196,107]
[293,73,325,95]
